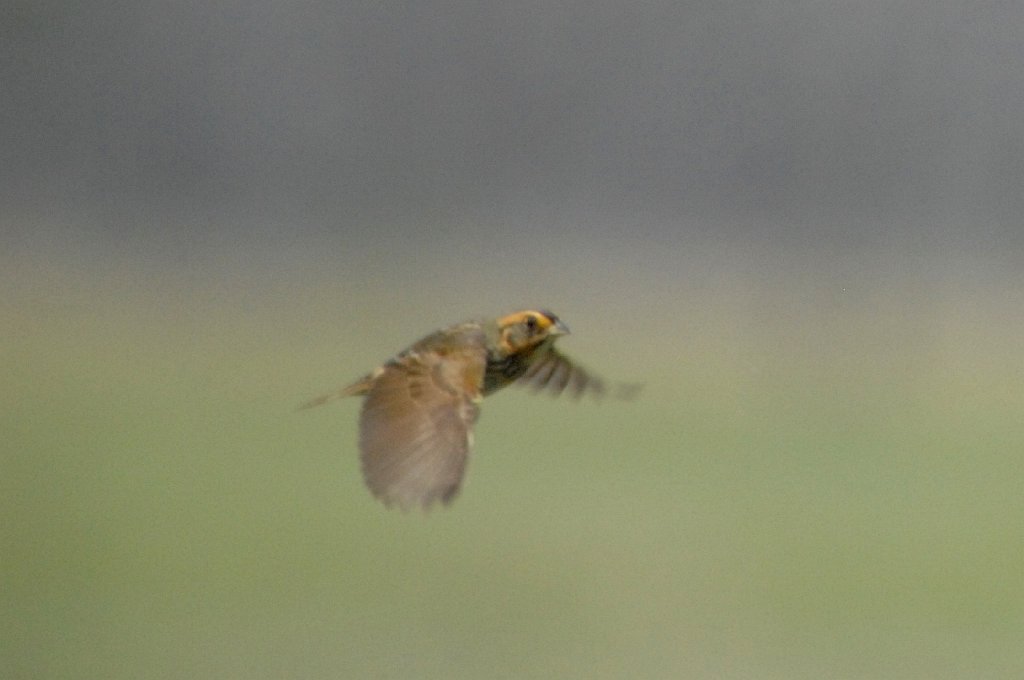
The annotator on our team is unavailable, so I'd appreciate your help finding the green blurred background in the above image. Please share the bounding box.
[4,3,1024,678]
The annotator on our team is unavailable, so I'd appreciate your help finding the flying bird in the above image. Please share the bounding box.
[303,309,627,510]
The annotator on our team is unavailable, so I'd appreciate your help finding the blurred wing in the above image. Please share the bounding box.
[518,348,607,398]
[358,349,486,510]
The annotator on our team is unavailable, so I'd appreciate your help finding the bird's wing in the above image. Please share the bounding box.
[358,348,487,510]
[517,348,607,398]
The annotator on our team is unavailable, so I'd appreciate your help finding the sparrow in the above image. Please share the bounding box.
[302,309,617,510]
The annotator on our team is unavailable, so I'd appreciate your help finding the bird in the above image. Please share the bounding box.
[302,309,622,510]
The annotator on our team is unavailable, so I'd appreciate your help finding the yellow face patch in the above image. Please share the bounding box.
[496,309,567,355]
[497,310,557,332]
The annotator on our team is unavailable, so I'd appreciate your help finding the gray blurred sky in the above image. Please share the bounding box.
[3,1,1023,257]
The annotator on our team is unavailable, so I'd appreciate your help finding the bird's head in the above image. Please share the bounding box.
[495,309,570,355]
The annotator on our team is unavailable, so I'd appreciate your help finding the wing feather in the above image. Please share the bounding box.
[519,349,606,398]
[358,349,485,510]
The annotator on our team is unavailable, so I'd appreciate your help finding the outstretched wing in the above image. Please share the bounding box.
[358,348,486,510]
[517,348,607,398]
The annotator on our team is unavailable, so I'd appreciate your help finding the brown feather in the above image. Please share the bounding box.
[358,348,485,510]
[519,348,606,398]
[297,370,380,410]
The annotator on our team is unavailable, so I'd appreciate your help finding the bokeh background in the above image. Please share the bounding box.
[4,2,1023,678]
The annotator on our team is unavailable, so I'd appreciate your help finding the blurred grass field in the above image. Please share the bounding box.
[3,236,1023,679]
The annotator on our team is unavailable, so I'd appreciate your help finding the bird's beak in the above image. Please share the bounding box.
[550,318,570,336]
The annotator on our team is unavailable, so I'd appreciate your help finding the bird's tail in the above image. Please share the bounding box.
[298,374,374,410]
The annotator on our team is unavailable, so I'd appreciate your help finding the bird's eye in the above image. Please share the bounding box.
[524,316,538,332]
